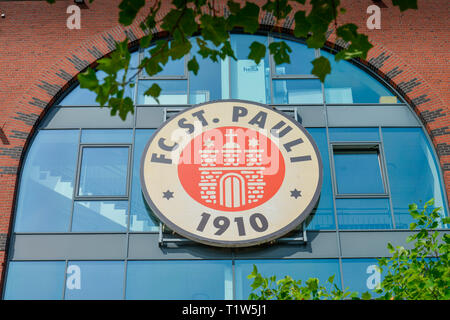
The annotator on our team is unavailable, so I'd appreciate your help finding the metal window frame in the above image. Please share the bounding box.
[74,144,132,200]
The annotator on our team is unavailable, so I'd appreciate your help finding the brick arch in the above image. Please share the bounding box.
[2,14,449,209]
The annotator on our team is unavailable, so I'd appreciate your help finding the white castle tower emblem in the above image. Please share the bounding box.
[198,128,266,209]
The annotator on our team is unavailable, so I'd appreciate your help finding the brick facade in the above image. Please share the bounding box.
[0,0,448,293]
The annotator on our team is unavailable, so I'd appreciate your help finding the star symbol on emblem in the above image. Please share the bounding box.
[290,189,302,199]
[162,190,174,200]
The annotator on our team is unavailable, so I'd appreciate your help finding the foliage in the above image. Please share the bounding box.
[248,199,450,300]
[373,199,450,300]
[248,266,359,300]
[47,0,418,119]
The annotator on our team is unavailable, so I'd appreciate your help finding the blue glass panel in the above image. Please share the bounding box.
[137,80,187,105]
[305,128,335,230]
[274,40,316,75]
[230,34,270,104]
[189,39,224,103]
[65,261,124,300]
[78,147,129,196]
[321,51,399,104]
[130,129,159,231]
[14,130,79,232]
[4,261,65,300]
[126,260,233,300]
[382,128,447,228]
[71,201,128,232]
[341,259,386,297]
[336,198,393,229]
[81,129,133,144]
[334,151,385,194]
[235,259,340,300]
[59,51,138,106]
[329,128,380,142]
[273,79,323,104]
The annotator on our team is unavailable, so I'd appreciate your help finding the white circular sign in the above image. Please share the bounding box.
[141,100,322,247]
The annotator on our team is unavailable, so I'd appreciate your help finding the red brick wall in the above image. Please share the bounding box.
[0,0,448,294]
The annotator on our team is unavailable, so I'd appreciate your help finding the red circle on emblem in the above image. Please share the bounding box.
[178,126,285,212]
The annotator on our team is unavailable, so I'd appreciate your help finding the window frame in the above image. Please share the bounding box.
[330,142,390,199]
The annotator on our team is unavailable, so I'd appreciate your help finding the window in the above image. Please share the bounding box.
[305,128,335,230]
[71,200,129,232]
[382,128,447,228]
[230,34,271,104]
[234,259,340,299]
[126,260,233,300]
[321,50,399,104]
[332,145,386,195]
[138,79,188,105]
[341,259,385,297]
[336,198,393,229]
[130,129,159,231]
[14,130,79,232]
[4,261,66,300]
[78,147,129,197]
[64,261,125,300]
[273,79,323,104]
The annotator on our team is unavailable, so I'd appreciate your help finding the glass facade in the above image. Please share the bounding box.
[4,33,448,300]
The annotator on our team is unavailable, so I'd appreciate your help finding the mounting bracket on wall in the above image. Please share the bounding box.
[158,222,308,247]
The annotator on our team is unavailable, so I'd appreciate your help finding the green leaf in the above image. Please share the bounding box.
[361,291,372,300]
[144,83,162,103]
[200,15,229,47]
[118,0,146,26]
[187,56,199,75]
[293,11,310,38]
[140,35,152,49]
[311,56,331,82]
[236,2,260,33]
[248,41,266,65]
[78,68,99,90]
[391,0,418,12]
[269,41,292,65]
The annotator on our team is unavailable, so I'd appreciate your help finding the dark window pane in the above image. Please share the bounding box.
[64,261,124,300]
[235,259,340,300]
[137,80,187,105]
[273,79,323,104]
[130,129,159,231]
[71,201,128,232]
[305,128,335,230]
[382,128,447,228]
[334,150,385,194]
[322,51,399,104]
[81,129,133,144]
[329,128,380,142]
[4,261,65,300]
[78,147,129,196]
[273,40,316,75]
[336,198,393,229]
[59,51,138,106]
[14,130,79,232]
[126,260,233,300]
[230,34,270,104]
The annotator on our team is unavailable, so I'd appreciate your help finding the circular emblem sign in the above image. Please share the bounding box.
[141,100,322,247]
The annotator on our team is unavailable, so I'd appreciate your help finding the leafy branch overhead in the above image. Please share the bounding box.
[47,0,418,120]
